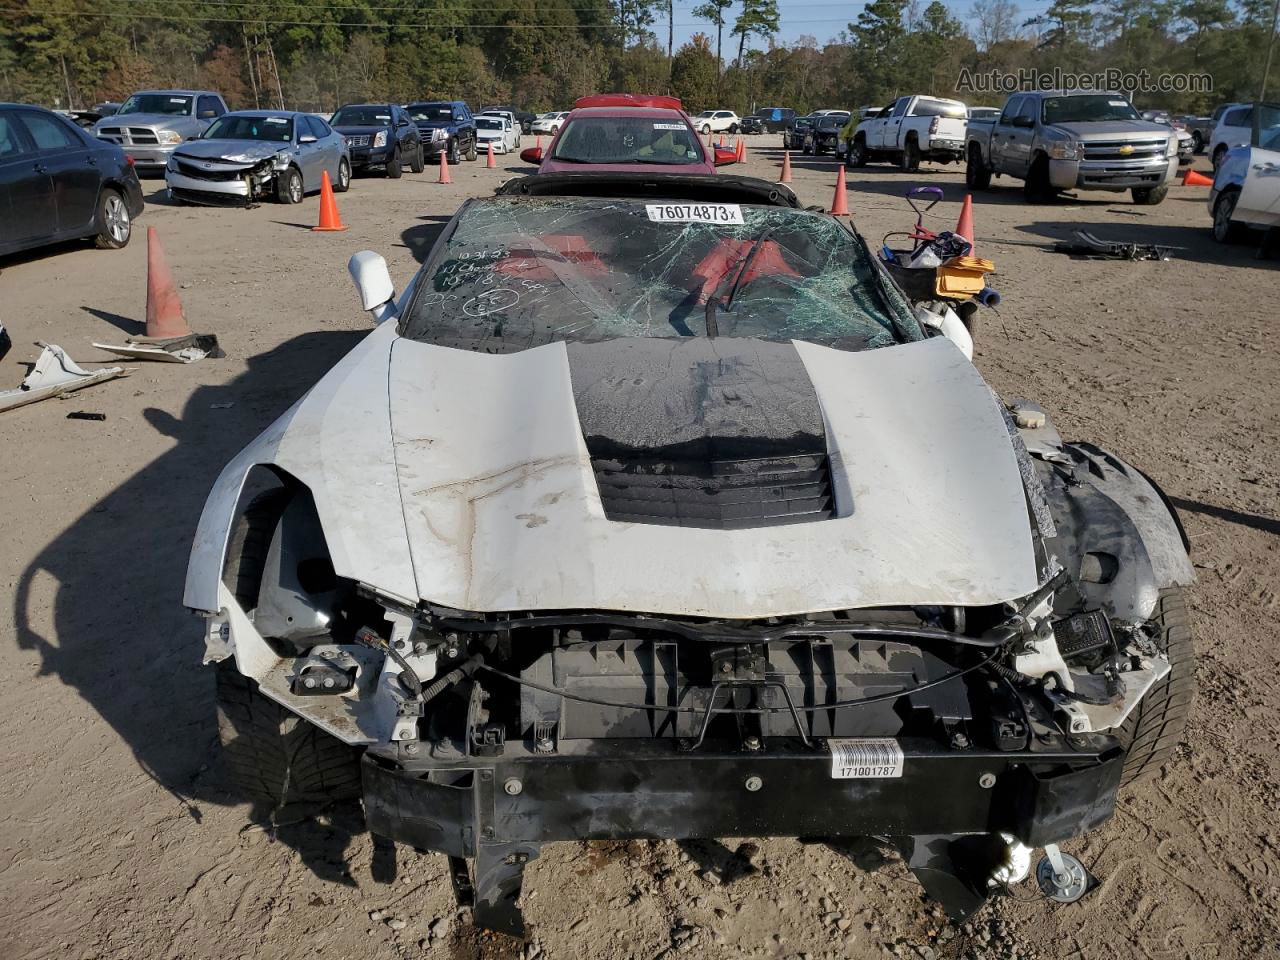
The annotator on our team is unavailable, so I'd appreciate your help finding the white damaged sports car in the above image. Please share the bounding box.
[186,173,1196,936]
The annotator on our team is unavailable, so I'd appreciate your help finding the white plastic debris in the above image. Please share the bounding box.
[0,343,127,413]
[914,303,974,360]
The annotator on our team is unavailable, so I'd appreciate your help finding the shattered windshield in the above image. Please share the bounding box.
[401,197,922,353]
[552,116,703,165]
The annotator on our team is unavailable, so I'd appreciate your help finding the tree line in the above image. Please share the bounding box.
[0,0,1274,117]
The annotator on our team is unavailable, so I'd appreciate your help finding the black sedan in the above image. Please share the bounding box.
[1,103,144,258]
[783,115,815,151]
[330,103,424,177]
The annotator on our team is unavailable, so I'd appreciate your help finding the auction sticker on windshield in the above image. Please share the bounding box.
[646,203,744,224]
[829,738,904,778]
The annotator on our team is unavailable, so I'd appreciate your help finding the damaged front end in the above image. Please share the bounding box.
[165,152,286,206]
[202,437,1189,936]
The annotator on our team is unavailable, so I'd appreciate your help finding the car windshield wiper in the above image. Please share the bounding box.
[703,225,779,337]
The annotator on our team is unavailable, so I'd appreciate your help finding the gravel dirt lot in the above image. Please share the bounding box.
[1,143,1277,960]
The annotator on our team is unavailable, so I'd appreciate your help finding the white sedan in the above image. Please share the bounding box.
[1210,104,1280,243]
[475,115,519,154]
[691,110,740,135]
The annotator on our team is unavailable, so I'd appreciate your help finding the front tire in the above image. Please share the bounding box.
[93,187,131,249]
[275,166,303,204]
[1131,184,1168,205]
[447,138,459,165]
[702,124,711,135]
[1024,155,1053,203]
[1212,188,1245,243]
[1116,588,1196,787]
[215,489,362,808]
[333,157,351,192]
[848,136,868,168]
[410,142,425,173]
[465,137,477,161]
[386,145,402,178]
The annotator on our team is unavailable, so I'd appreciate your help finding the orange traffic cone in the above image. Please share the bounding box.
[312,170,347,232]
[487,141,496,168]
[707,131,714,149]
[779,151,792,183]
[719,134,725,147]
[955,194,975,251]
[736,137,746,162]
[1182,168,1213,186]
[830,166,850,216]
[536,135,542,151]
[144,227,192,339]
[438,149,451,184]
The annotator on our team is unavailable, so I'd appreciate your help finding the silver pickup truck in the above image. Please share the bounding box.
[93,90,229,173]
[965,91,1179,205]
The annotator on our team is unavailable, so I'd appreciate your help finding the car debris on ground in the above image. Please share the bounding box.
[0,342,127,413]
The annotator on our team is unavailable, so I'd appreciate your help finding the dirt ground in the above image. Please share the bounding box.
[1,141,1277,960]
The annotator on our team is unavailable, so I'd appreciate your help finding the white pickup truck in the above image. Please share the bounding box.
[846,95,968,170]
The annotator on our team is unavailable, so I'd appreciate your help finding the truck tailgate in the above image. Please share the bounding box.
[930,117,967,143]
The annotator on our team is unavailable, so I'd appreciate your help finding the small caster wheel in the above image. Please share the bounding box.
[1035,846,1092,903]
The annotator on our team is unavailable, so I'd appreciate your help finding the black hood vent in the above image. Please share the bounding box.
[566,338,838,530]
[592,451,834,529]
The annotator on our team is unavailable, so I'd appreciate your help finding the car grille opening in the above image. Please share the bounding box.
[347,134,370,147]
[592,452,835,529]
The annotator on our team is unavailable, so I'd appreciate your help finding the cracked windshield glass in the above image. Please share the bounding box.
[402,197,922,353]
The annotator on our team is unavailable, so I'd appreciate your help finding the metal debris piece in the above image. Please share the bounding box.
[1052,230,1173,261]
[91,333,224,364]
[66,411,107,421]
[0,343,128,413]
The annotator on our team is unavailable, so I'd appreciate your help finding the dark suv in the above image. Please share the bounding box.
[406,100,476,165]
[331,103,424,177]
[742,106,796,134]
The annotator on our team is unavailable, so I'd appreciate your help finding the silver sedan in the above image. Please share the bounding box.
[165,110,351,206]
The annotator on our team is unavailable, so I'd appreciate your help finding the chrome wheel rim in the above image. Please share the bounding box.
[289,173,302,202]
[105,195,129,242]
[1214,195,1233,239]
[339,162,350,188]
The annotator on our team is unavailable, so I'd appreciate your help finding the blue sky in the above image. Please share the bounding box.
[663,0,1063,50]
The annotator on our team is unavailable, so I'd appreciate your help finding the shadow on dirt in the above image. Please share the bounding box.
[1171,496,1280,536]
[12,327,375,886]
[399,217,452,263]
[676,838,763,883]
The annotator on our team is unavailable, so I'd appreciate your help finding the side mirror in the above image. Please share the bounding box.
[299,134,318,144]
[713,146,737,166]
[348,251,396,324]
[1010,115,1034,129]
[519,146,543,164]
[198,109,217,119]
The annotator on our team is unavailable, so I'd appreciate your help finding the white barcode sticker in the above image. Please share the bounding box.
[829,738,904,779]
[645,203,744,224]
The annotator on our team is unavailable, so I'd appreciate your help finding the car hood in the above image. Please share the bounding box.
[174,139,283,163]
[1047,120,1173,140]
[95,112,191,130]
[185,329,1039,617]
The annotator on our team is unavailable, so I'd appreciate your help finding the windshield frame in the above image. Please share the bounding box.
[397,196,922,352]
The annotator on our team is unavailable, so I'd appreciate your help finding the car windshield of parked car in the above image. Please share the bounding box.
[815,116,843,130]
[119,93,192,116]
[551,116,702,165]
[408,104,453,121]
[332,106,391,125]
[476,117,503,130]
[401,198,922,353]
[203,115,293,142]
[1042,95,1139,124]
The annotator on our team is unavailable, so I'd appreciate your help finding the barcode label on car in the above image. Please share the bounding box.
[829,738,904,779]
[645,203,744,224]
